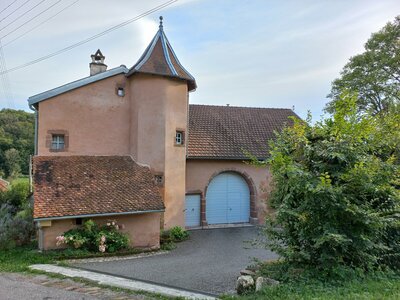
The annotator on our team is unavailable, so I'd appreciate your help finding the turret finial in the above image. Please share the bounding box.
[159,16,163,29]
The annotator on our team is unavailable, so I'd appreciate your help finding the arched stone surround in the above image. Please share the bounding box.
[185,160,271,227]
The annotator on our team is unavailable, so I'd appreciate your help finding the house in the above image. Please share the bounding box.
[28,17,297,250]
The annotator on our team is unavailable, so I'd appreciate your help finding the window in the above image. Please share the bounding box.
[175,131,184,145]
[51,134,65,150]
[117,87,125,97]
[75,218,83,225]
[47,130,68,152]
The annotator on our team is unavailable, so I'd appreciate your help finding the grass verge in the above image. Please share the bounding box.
[0,244,157,273]
[222,261,400,300]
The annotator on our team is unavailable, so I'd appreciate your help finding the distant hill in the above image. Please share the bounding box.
[0,109,34,177]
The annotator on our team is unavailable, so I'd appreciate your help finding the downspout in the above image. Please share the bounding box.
[29,104,42,250]
[29,104,38,155]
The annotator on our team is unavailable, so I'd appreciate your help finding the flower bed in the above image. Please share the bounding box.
[56,219,130,253]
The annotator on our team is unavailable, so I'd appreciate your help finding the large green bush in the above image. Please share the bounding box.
[261,93,400,271]
[0,180,34,249]
[57,219,130,253]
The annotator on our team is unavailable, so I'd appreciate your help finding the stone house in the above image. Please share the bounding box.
[28,18,297,250]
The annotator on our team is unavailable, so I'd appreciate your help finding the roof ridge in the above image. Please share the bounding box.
[189,104,294,110]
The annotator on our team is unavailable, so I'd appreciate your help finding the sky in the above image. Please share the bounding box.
[0,0,399,120]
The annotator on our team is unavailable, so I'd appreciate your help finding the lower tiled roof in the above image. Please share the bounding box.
[187,105,298,159]
[33,156,164,220]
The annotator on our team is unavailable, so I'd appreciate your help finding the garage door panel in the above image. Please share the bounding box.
[185,195,200,227]
[206,172,250,225]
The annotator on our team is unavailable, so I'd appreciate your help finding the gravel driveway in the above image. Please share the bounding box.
[72,226,278,295]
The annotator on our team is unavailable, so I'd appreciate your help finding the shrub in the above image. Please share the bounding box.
[57,220,130,253]
[169,226,189,241]
[0,180,30,209]
[0,204,34,250]
[258,93,400,272]
[166,226,189,242]
[160,226,189,250]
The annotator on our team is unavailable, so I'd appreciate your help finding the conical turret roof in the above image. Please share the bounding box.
[127,17,196,91]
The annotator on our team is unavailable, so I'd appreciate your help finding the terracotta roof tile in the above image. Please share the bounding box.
[0,178,9,192]
[33,156,164,219]
[187,105,299,159]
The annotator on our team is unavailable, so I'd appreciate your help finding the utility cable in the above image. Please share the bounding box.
[0,0,46,32]
[0,0,177,75]
[1,0,62,38]
[0,0,19,16]
[3,0,78,47]
[0,0,33,23]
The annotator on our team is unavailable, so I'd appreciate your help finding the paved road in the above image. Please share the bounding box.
[0,273,99,300]
[74,227,278,295]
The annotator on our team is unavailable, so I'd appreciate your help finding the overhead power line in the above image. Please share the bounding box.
[0,0,178,75]
[3,0,79,47]
[0,0,47,32]
[0,0,32,23]
[1,0,62,39]
[0,0,19,16]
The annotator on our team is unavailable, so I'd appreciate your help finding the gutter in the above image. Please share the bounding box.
[34,209,165,222]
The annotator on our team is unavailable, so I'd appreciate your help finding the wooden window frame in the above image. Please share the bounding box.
[175,130,185,147]
[46,130,69,152]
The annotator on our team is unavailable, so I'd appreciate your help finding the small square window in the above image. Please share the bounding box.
[117,87,125,97]
[175,131,184,145]
[51,134,65,150]
[75,218,83,225]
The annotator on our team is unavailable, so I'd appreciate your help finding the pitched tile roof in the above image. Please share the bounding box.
[33,156,164,220]
[187,105,299,160]
[127,17,196,91]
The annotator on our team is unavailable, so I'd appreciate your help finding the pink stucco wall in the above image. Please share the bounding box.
[38,74,130,156]
[185,159,272,225]
[37,73,190,233]
[129,74,188,229]
[40,213,161,250]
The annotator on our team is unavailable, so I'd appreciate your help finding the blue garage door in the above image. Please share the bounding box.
[206,172,250,224]
[185,194,201,227]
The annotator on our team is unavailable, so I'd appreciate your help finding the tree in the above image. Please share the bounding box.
[326,16,400,115]
[260,93,400,271]
[4,148,21,178]
[0,109,34,176]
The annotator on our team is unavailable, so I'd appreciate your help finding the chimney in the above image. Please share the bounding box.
[89,49,107,76]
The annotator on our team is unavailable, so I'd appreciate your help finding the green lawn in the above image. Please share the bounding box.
[0,244,146,273]
[223,274,400,300]
[0,245,57,272]
[10,176,29,186]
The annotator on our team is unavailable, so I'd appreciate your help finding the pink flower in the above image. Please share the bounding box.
[100,235,106,243]
[56,235,65,246]
[106,222,110,226]
[111,221,115,226]
[99,245,106,253]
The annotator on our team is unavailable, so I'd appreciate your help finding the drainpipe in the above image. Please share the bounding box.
[29,104,38,247]
[29,104,38,155]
